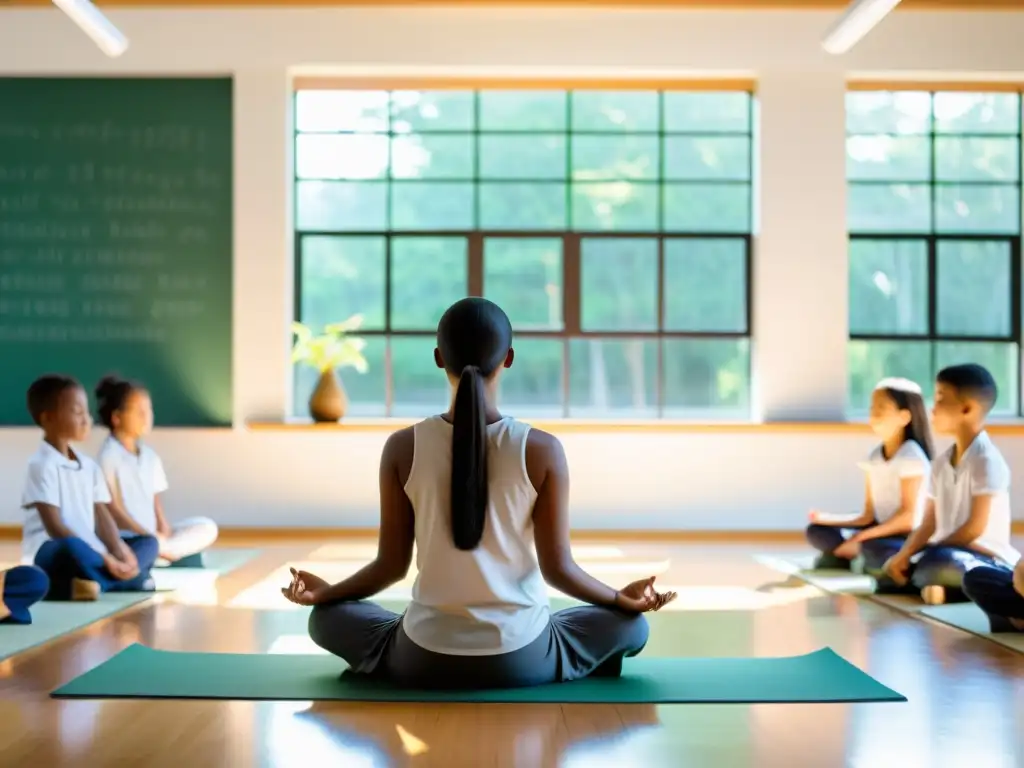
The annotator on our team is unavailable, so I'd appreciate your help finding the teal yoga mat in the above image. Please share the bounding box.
[0,593,152,661]
[152,548,261,591]
[52,643,906,703]
[0,550,260,661]
[920,602,1024,653]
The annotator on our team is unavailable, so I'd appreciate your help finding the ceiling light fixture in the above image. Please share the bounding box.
[52,0,129,58]
[822,0,903,55]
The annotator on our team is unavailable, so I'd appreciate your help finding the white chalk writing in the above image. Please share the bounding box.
[0,117,226,349]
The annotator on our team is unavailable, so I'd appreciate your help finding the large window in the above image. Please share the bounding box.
[293,86,755,418]
[846,89,1022,415]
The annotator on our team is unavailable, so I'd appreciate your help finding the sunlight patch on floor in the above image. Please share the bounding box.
[395,724,430,757]
[160,582,222,606]
[267,700,379,768]
[232,578,821,612]
[307,544,627,562]
[229,556,671,610]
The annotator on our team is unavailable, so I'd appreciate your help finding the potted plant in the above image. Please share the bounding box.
[291,315,369,423]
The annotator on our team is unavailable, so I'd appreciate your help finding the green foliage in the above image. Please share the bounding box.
[291,88,1023,418]
[846,91,1022,414]
[292,89,754,418]
[290,316,370,375]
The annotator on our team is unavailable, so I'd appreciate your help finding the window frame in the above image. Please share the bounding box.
[846,86,1024,416]
[291,83,757,419]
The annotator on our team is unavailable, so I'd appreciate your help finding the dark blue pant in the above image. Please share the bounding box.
[805,522,905,570]
[962,565,1024,632]
[1,565,50,624]
[34,535,159,601]
[118,532,205,569]
[875,545,1000,598]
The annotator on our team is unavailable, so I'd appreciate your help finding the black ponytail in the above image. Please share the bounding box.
[883,386,935,460]
[451,365,488,550]
[94,374,139,430]
[436,297,514,552]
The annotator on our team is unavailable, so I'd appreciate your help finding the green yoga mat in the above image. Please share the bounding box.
[0,549,260,661]
[0,593,152,661]
[152,548,261,591]
[52,643,905,703]
[920,603,1024,653]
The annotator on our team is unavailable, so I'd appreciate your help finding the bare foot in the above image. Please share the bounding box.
[1010,617,1024,632]
[920,585,946,606]
[71,578,100,601]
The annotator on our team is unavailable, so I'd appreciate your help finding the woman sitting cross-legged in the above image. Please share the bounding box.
[283,297,676,690]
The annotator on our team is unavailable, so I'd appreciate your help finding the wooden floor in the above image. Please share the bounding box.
[3,538,1024,768]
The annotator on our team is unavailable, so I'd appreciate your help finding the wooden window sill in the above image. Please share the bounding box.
[245,418,1024,435]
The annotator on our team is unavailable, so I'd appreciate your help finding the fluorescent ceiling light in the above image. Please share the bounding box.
[822,0,903,55]
[52,0,129,58]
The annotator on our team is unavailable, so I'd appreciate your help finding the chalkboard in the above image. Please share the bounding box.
[0,77,233,427]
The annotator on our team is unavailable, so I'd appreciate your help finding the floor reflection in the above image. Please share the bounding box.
[264,699,661,768]
[4,539,1024,767]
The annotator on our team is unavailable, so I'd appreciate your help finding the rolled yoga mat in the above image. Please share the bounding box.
[52,643,906,703]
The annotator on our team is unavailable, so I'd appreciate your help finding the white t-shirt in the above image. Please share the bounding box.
[857,440,931,526]
[21,441,111,563]
[96,436,168,534]
[928,431,1020,566]
[402,416,550,656]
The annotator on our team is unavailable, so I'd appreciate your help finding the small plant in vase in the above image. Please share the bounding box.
[291,315,369,423]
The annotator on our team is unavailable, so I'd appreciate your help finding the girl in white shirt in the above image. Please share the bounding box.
[806,378,934,572]
[95,375,219,568]
[283,298,676,689]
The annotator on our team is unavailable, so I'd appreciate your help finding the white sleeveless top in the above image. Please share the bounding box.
[402,416,550,656]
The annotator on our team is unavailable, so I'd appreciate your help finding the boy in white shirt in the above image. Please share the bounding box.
[883,364,1020,606]
[22,375,160,601]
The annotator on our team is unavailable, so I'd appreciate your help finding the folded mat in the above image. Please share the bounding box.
[0,593,153,661]
[919,602,1024,653]
[52,642,905,703]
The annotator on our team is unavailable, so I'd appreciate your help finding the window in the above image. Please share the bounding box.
[847,90,1022,415]
[293,86,755,418]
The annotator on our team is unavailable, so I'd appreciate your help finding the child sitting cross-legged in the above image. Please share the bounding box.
[806,378,933,573]
[21,375,159,601]
[881,364,1020,605]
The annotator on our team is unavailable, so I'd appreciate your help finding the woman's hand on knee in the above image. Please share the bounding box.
[615,576,677,614]
[282,567,331,606]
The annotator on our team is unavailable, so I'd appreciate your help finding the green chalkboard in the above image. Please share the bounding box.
[0,77,233,427]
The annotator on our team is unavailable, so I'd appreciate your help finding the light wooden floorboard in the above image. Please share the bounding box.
[2,537,1023,768]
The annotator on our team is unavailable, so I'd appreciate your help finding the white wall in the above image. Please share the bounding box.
[1,7,1024,529]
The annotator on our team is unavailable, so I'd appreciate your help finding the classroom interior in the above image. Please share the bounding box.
[3,0,1024,766]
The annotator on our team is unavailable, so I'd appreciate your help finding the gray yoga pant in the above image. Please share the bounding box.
[307,600,650,690]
